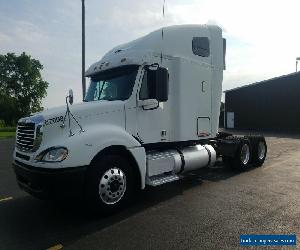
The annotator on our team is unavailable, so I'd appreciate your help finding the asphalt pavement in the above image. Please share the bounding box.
[0,135,300,250]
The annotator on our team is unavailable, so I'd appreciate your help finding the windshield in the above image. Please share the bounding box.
[84,65,139,102]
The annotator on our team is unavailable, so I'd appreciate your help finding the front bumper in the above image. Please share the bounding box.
[13,160,88,199]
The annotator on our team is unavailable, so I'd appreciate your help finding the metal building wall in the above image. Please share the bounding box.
[225,72,300,131]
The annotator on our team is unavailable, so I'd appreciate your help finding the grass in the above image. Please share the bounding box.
[0,128,16,139]
[0,127,16,132]
[0,121,16,138]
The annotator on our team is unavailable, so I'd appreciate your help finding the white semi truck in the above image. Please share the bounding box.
[12,25,267,211]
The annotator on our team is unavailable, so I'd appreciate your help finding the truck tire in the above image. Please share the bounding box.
[223,138,252,171]
[233,138,252,170]
[86,154,135,213]
[251,137,267,166]
[221,138,251,171]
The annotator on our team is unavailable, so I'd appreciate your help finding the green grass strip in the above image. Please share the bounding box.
[0,132,16,139]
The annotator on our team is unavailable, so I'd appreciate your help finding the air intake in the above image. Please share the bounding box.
[16,122,35,151]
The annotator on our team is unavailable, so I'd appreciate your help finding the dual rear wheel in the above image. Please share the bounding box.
[223,136,267,170]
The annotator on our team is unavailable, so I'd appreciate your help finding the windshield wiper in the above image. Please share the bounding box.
[98,81,106,100]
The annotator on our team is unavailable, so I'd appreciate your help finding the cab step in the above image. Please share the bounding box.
[146,173,180,186]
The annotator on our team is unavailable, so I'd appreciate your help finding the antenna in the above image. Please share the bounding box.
[161,0,166,64]
[81,0,86,100]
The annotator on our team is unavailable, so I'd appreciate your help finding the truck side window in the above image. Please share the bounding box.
[192,37,210,57]
[139,70,156,100]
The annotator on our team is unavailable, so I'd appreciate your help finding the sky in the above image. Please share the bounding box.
[0,0,300,108]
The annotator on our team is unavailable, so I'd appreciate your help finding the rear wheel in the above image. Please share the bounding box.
[223,138,252,171]
[86,154,135,213]
[251,137,267,166]
[240,142,251,166]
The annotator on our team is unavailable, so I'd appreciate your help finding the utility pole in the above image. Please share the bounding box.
[82,0,86,100]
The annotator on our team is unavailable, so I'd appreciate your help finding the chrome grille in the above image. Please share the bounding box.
[16,122,35,151]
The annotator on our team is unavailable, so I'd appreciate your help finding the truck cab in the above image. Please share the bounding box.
[12,25,267,211]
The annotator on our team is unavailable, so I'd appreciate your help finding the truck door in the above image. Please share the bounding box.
[135,67,169,144]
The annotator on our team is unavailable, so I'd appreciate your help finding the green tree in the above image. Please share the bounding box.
[0,52,49,125]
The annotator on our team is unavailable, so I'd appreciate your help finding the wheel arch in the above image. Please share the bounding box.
[90,145,145,189]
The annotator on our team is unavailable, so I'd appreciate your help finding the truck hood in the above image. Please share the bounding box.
[20,101,126,149]
[40,100,124,119]
[40,100,124,125]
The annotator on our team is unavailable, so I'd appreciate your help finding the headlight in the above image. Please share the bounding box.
[35,147,68,162]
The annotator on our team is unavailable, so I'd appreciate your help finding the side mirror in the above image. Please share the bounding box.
[146,67,169,102]
[68,89,74,105]
[155,67,169,102]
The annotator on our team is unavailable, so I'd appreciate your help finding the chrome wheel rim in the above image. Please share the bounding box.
[258,141,266,160]
[240,143,250,165]
[99,168,126,205]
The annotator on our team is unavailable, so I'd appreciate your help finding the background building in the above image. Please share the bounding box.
[224,72,300,131]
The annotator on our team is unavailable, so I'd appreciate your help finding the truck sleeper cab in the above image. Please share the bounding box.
[12,25,267,212]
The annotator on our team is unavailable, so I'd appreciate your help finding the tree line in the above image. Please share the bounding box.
[0,52,49,126]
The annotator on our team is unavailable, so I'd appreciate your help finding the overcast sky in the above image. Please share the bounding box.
[1,0,300,108]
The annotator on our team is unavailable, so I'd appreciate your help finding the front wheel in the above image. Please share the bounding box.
[85,154,135,213]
